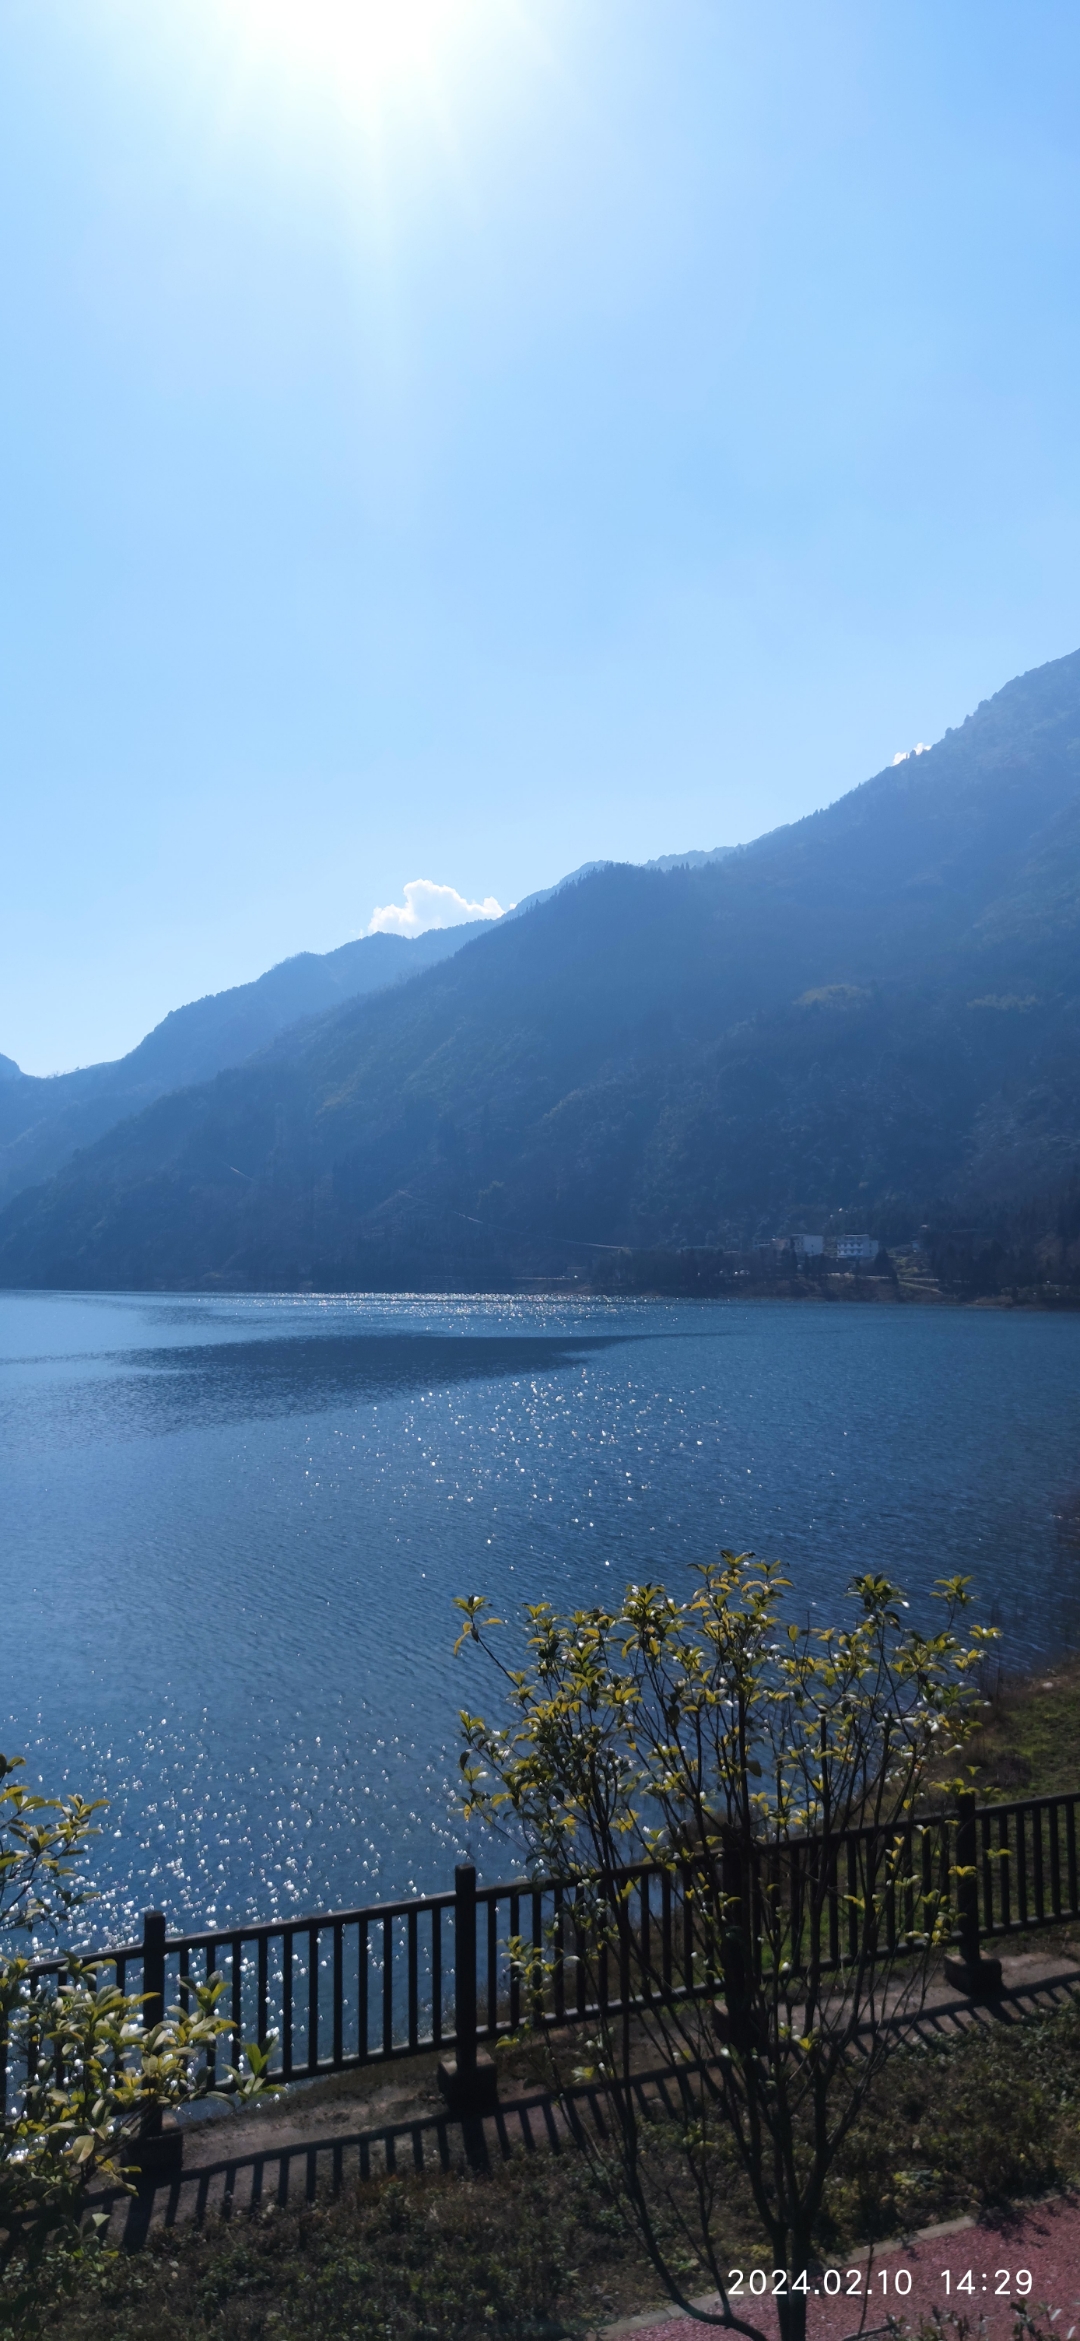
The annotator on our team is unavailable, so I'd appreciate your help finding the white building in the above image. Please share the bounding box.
[835,1234,879,1261]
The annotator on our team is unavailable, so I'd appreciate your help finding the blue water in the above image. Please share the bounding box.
[2,1289,1080,1941]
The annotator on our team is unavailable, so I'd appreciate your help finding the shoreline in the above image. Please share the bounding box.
[4,1270,1080,1306]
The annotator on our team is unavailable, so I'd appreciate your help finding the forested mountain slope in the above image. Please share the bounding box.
[4,648,1080,1291]
[0,921,486,1213]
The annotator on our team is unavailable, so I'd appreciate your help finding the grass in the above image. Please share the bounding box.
[823,1991,1080,2247]
[23,2150,646,2341]
[957,1659,1080,1799]
[20,1990,1080,2341]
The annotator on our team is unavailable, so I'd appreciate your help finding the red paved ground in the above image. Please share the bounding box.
[614,2196,1080,2339]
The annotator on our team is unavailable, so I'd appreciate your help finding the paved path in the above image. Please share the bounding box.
[606,2196,1080,2339]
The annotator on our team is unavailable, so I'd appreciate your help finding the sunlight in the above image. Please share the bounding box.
[215,0,483,111]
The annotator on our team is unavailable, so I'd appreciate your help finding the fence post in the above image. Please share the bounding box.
[437,1865,498,2117]
[455,1865,478,2081]
[944,1795,1001,1999]
[133,1909,183,2178]
[140,1911,166,2139]
[143,1910,166,2035]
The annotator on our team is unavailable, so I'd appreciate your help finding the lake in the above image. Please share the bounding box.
[2,1288,1079,1940]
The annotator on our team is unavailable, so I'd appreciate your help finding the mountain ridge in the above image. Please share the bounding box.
[0,920,489,1213]
[4,646,1080,1292]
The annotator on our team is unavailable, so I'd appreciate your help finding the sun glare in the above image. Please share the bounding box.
[219,0,480,109]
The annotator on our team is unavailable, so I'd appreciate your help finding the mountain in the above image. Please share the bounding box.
[507,861,614,916]
[642,845,737,873]
[0,922,488,1213]
[5,647,1080,1293]
[510,843,736,919]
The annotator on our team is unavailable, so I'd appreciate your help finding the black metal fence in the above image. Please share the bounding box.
[6,1786,1079,2118]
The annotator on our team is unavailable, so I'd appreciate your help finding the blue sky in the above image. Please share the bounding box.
[4,0,1080,1073]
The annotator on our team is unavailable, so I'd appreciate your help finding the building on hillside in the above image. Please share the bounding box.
[834,1234,879,1260]
[791,1233,824,1257]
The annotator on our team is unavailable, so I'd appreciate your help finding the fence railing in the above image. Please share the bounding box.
[7,1786,1079,2123]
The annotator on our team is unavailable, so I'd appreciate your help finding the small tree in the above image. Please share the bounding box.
[0,1753,275,2332]
[456,1555,993,2341]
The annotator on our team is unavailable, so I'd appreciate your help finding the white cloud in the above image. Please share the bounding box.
[891,742,930,765]
[366,878,506,938]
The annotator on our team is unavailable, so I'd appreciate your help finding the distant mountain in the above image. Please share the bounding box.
[642,845,737,873]
[5,647,1080,1293]
[0,922,487,1213]
[507,861,614,917]
[510,843,736,917]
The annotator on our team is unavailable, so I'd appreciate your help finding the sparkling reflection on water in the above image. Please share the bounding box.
[2,1289,1079,1940]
